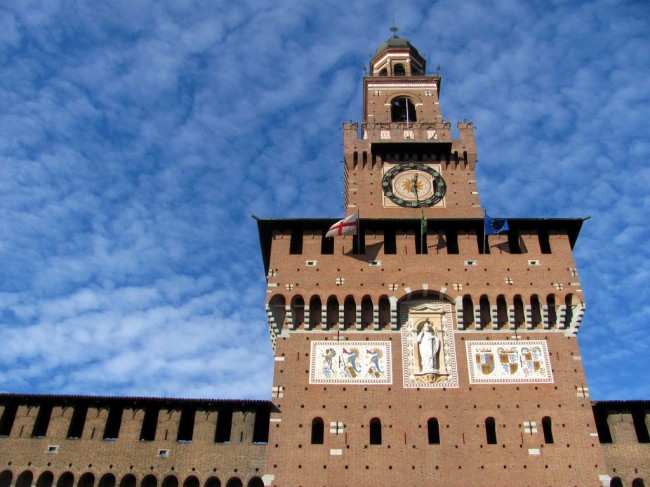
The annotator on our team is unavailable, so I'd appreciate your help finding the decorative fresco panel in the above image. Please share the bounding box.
[401,300,459,388]
[309,341,392,385]
[466,341,554,384]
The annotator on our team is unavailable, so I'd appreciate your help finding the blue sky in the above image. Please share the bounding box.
[0,0,648,400]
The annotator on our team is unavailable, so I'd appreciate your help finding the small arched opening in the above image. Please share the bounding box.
[326,296,339,328]
[291,295,304,329]
[485,417,497,444]
[546,294,557,327]
[98,474,116,487]
[542,416,554,444]
[369,417,382,445]
[462,295,474,328]
[119,475,136,487]
[496,295,508,328]
[79,473,95,487]
[311,417,324,444]
[37,473,54,487]
[344,295,356,329]
[378,296,391,330]
[427,418,440,444]
[361,296,373,329]
[391,97,416,122]
[16,472,34,487]
[393,63,405,76]
[479,295,490,329]
[309,295,322,328]
[57,473,74,487]
[513,295,525,328]
[530,295,542,328]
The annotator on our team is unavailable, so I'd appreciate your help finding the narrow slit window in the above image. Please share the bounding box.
[32,404,53,438]
[485,417,497,444]
[369,417,382,445]
[140,406,159,441]
[542,416,554,444]
[427,418,440,444]
[215,408,233,443]
[311,417,324,444]
[67,404,88,439]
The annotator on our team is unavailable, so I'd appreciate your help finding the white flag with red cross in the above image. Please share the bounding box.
[326,213,358,238]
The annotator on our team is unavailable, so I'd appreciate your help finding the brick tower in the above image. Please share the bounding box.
[257,31,606,486]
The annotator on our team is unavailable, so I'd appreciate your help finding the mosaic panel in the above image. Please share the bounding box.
[466,340,554,384]
[309,341,392,385]
[401,300,459,388]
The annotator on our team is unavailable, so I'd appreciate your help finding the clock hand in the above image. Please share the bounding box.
[411,173,420,205]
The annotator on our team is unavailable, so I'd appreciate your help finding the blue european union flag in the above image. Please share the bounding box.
[484,213,509,235]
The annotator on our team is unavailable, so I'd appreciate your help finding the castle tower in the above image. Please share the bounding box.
[258,32,604,486]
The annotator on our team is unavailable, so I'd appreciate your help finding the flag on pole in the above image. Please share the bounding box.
[484,212,509,235]
[326,213,359,237]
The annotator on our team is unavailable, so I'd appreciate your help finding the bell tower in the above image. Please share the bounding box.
[258,31,602,487]
[344,29,481,218]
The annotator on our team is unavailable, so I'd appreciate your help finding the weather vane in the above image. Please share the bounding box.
[390,18,399,38]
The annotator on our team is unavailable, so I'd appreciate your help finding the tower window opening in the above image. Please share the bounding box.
[369,417,382,444]
[311,417,324,444]
[177,407,195,442]
[378,68,388,76]
[215,408,233,443]
[321,228,334,254]
[507,229,522,254]
[538,228,552,254]
[391,98,416,123]
[546,295,557,327]
[103,406,123,440]
[542,416,554,444]
[289,228,303,254]
[352,227,365,255]
[384,228,397,254]
[32,404,53,438]
[427,418,440,444]
[610,478,623,487]
[67,404,88,439]
[530,295,542,328]
[445,228,459,254]
[393,64,405,76]
[631,479,646,487]
[140,406,159,441]
[252,406,270,444]
[0,402,18,437]
[485,417,497,444]
[632,409,650,443]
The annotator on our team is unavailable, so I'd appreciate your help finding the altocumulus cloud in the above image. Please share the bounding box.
[0,0,648,400]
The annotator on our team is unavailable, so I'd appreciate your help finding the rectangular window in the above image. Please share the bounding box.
[103,406,123,440]
[0,403,18,437]
[215,409,233,443]
[321,230,334,254]
[140,406,159,441]
[32,404,53,438]
[445,228,459,254]
[383,229,397,254]
[252,407,270,444]
[507,229,522,254]
[289,228,303,254]
[177,407,196,442]
[538,229,552,254]
[67,405,88,439]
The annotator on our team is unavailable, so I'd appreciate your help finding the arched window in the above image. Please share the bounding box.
[390,97,416,123]
[546,294,557,327]
[632,479,646,487]
[609,478,623,487]
[247,478,264,487]
[344,296,356,329]
[564,294,574,328]
[479,295,490,329]
[427,418,440,444]
[0,471,13,487]
[393,64,405,76]
[369,417,382,445]
[119,475,136,487]
[326,296,339,328]
[16,472,33,487]
[513,295,524,328]
[378,68,388,76]
[162,477,178,487]
[462,295,474,328]
[361,296,373,329]
[98,474,116,487]
[141,475,157,487]
[57,473,74,487]
[79,473,95,487]
[204,478,221,487]
[485,417,497,444]
[530,295,542,328]
[225,479,242,487]
[311,417,324,444]
[309,295,322,328]
[496,295,507,328]
[542,416,554,444]
[36,472,54,487]
[183,477,199,487]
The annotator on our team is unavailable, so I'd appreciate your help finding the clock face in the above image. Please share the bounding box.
[382,163,446,207]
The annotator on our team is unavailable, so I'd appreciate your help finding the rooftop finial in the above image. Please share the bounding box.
[390,19,399,38]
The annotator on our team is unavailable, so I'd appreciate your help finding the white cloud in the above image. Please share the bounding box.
[0,0,648,401]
